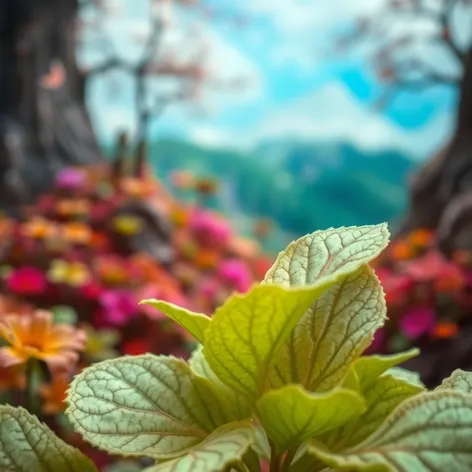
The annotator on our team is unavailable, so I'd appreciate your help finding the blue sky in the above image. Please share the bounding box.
[81,0,460,160]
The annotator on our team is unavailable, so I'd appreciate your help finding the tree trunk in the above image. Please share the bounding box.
[0,0,103,215]
[398,46,472,255]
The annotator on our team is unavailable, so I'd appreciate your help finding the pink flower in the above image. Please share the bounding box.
[399,307,436,340]
[55,168,86,190]
[376,268,413,305]
[99,290,137,326]
[403,251,452,282]
[6,267,48,296]
[189,209,231,247]
[218,259,252,293]
[365,327,386,354]
[137,284,190,320]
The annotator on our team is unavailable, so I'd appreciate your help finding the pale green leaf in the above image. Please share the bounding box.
[140,299,210,343]
[203,282,335,400]
[189,346,252,419]
[257,385,365,452]
[0,405,97,472]
[66,354,234,459]
[437,369,472,393]
[310,391,472,471]
[143,422,256,472]
[353,349,420,390]
[270,266,387,391]
[318,375,424,453]
[387,367,425,388]
[264,223,389,286]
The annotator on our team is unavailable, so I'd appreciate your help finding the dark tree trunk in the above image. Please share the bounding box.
[398,46,472,254]
[0,0,103,214]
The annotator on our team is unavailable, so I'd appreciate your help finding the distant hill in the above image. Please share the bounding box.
[148,139,416,235]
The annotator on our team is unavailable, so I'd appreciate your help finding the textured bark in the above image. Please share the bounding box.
[0,0,103,214]
[398,46,472,254]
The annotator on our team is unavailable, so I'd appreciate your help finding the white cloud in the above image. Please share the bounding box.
[185,81,453,159]
[250,82,453,158]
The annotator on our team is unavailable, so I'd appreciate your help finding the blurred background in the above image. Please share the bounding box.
[79,0,460,251]
[1,0,472,470]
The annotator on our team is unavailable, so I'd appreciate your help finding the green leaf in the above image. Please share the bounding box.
[203,282,335,401]
[387,367,425,388]
[257,385,366,452]
[270,266,387,391]
[353,349,420,390]
[189,346,252,419]
[317,374,424,453]
[0,405,97,472]
[437,369,472,393]
[51,305,78,325]
[66,354,234,459]
[142,422,256,472]
[140,299,211,343]
[308,390,472,471]
[264,223,389,286]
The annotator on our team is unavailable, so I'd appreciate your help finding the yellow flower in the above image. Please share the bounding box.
[113,215,144,236]
[0,310,87,372]
[48,259,91,286]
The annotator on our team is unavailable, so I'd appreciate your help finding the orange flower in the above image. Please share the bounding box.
[20,217,58,239]
[409,229,434,248]
[55,199,90,217]
[0,365,26,391]
[0,218,13,239]
[39,374,70,414]
[0,310,86,372]
[61,222,92,244]
[120,177,156,198]
[432,322,459,339]
[193,249,220,269]
[390,240,413,261]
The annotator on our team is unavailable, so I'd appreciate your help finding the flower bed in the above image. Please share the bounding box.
[0,164,272,470]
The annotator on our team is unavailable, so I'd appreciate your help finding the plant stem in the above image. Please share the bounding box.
[233,463,251,472]
[25,358,38,414]
[281,448,297,472]
[269,441,280,472]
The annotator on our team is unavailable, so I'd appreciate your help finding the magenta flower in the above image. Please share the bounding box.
[218,259,252,293]
[99,290,137,326]
[399,307,436,340]
[55,168,86,190]
[190,209,231,247]
[6,267,48,296]
[365,327,386,354]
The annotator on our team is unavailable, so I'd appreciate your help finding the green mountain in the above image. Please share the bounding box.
[148,139,416,240]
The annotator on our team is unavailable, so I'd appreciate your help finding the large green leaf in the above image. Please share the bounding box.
[353,349,420,390]
[318,374,424,452]
[189,346,252,419]
[437,369,472,393]
[66,355,234,459]
[264,223,389,286]
[203,282,336,401]
[309,390,472,471]
[270,266,387,391]
[139,300,210,343]
[0,405,97,472]
[143,422,256,472]
[257,385,365,452]
[387,367,425,389]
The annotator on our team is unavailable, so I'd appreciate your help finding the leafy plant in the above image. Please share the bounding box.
[3,223,472,471]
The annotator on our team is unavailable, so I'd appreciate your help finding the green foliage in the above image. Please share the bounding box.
[0,405,97,472]
[7,223,472,471]
[139,300,211,343]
